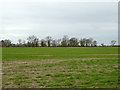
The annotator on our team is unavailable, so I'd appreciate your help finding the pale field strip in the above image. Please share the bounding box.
[3,57,118,70]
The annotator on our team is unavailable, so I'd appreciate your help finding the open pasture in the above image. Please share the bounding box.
[2,47,118,88]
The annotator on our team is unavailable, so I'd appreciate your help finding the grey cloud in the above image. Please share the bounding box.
[0,2,118,44]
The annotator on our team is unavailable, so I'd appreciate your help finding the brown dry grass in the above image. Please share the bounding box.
[2,58,118,88]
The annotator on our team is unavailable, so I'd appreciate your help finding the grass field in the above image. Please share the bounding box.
[2,47,118,88]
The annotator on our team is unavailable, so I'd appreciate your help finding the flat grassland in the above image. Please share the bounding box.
[2,47,118,88]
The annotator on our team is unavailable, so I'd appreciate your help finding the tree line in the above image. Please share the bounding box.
[0,35,117,47]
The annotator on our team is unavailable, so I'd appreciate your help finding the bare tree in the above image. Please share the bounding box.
[34,38,39,47]
[22,40,26,47]
[111,40,116,46]
[93,40,97,47]
[101,43,104,47]
[56,39,61,47]
[46,36,52,47]
[80,38,86,47]
[1,40,4,47]
[89,38,93,46]
[40,39,47,47]
[1,34,117,47]
[61,35,69,47]
[69,37,79,47]
[52,40,57,47]
[1,39,11,47]
[18,39,22,47]
[27,35,39,47]
[85,39,90,47]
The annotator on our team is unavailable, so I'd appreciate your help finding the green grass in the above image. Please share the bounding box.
[2,47,118,88]
[2,47,118,61]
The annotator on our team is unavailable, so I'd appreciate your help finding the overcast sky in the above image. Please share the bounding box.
[0,0,118,45]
